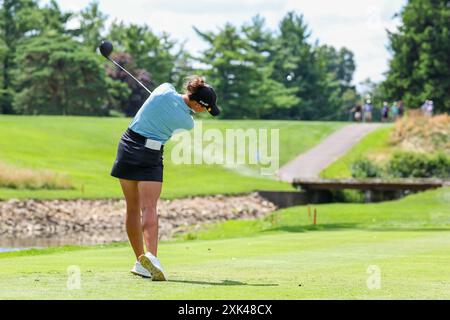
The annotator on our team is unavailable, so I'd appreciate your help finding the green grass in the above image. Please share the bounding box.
[0,116,345,199]
[180,187,450,240]
[320,126,393,178]
[1,187,449,299]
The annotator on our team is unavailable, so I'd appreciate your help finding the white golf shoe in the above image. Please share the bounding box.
[130,261,152,278]
[138,252,167,281]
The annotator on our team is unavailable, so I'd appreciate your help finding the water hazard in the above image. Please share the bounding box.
[0,231,128,252]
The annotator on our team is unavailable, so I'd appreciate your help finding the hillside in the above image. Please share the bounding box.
[0,116,345,199]
[321,113,450,179]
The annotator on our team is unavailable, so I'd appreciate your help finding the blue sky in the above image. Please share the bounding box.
[50,0,408,86]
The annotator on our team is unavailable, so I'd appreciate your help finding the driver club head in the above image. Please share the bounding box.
[99,40,113,58]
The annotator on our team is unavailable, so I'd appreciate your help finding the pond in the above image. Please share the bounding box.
[0,231,128,252]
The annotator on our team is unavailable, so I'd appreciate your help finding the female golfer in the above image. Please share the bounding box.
[111,76,220,281]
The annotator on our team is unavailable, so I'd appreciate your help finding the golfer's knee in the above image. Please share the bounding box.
[141,206,157,229]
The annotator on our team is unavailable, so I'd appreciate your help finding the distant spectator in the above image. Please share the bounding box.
[420,100,434,117]
[353,104,362,122]
[421,100,430,115]
[381,101,390,122]
[363,100,373,122]
[398,101,405,118]
[391,101,399,121]
[426,100,434,117]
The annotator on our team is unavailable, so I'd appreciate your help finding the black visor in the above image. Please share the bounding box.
[190,86,220,116]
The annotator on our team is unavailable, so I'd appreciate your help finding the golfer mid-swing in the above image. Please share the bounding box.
[111,76,220,281]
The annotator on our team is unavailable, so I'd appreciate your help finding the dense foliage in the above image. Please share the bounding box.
[1,1,446,118]
[0,1,359,119]
[13,32,108,115]
[387,152,450,178]
[382,0,450,113]
[351,152,450,179]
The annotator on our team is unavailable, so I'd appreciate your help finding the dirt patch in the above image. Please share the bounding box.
[0,193,277,246]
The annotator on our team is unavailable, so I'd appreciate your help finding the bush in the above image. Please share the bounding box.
[350,152,450,179]
[387,152,450,179]
[351,158,384,178]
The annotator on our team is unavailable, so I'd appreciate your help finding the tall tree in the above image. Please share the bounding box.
[170,44,194,91]
[0,0,42,113]
[107,21,179,85]
[315,45,358,119]
[270,12,325,119]
[105,51,152,116]
[13,32,108,115]
[78,1,108,52]
[39,0,72,34]
[194,23,250,118]
[382,0,450,113]
[242,15,299,119]
[195,17,298,119]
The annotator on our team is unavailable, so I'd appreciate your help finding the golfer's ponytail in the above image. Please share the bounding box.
[185,75,205,95]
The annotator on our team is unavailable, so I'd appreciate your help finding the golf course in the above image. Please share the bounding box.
[1,187,449,299]
[1,0,449,302]
[1,115,449,299]
[0,116,345,199]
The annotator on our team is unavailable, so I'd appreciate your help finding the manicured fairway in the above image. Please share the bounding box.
[1,230,449,299]
[1,188,449,299]
[0,116,345,199]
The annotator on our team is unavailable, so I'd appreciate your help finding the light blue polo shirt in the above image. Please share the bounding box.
[129,83,195,144]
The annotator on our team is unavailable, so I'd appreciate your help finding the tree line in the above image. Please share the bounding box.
[0,0,358,119]
[358,0,449,115]
[0,0,448,119]
[381,0,449,114]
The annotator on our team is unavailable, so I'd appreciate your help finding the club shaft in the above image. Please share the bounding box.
[108,58,152,94]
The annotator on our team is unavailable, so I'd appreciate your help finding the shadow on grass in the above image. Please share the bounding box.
[263,223,450,233]
[367,227,450,232]
[168,279,279,287]
[263,223,358,233]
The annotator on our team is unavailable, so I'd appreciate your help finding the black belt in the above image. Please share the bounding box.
[126,128,164,151]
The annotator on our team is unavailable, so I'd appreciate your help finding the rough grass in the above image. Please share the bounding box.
[1,187,449,299]
[0,116,345,199]
[0,161,73,190]
[179,187,450,240]
[390,112,450,154]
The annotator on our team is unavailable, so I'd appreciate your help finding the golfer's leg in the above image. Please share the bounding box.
[138,181,162,257]
[119,179,144,260]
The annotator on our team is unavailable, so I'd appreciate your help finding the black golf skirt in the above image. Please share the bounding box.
[110,128,164,182]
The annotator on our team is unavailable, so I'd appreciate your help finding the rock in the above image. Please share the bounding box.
[0,193,277,244]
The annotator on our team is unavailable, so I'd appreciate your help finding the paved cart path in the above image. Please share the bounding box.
[278,123,382,182]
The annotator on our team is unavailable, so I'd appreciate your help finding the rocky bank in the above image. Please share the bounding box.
[0,193,277,246]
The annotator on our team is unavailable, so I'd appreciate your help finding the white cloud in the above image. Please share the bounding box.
[50,0,407,85]
[135,0,288,14]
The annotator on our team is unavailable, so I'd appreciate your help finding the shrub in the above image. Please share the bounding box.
[350,152,450,179]
[386,152,450,179]
[351,158,384,178]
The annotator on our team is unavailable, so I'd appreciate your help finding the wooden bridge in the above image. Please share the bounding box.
[258,178,449,208]
[292,178,448,191]
[291,178,449,203]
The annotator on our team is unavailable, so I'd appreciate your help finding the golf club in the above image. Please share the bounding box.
[99,40,152,94]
